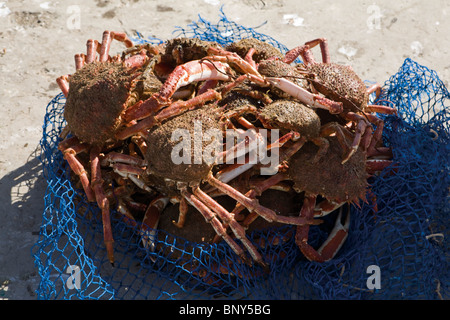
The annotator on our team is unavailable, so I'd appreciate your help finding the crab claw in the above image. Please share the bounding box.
[297,198,350,263]
[140,196,170,252]
[316,208,350,261]
[265,77,343,114]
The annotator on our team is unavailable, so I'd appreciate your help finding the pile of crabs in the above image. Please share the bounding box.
[56,31,396,272]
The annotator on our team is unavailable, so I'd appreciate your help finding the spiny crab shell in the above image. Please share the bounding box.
[161,37,223,65]
[226,38,284,63]
[305,63,369,112]
[64,61,141,145]
[258,99,321,138]
[145,105,225,195]
[287,135,369,204]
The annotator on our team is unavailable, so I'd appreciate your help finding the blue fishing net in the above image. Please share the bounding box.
[32,12,449,300]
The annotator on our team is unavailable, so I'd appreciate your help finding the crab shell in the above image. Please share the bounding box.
[306,63,369,113]
[226,38,284,63]
[287,136,369,204]
[64,61,143,146]
[145,105,225,195]
[161,37,223,66]
[259,99,321,138]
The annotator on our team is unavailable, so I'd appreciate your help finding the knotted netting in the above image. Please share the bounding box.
[32,12,449,300]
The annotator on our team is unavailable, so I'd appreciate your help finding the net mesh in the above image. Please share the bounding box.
[32,12,449,300]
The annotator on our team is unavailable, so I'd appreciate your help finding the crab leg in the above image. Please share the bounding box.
[228,136,308,226]
[75,53,85,70]
[90,146,114,264]
[86,39,98,63]
[265,77,343,114]
[116,199,138,228]
[172,196,189,228]
[116,89,222,140]
[344,112,392,161]
[238,173,290,228]
[366,159,395,175]
[283,38,330,65]
[123,49,149,69]
[366,83,382,99]
[112,163,153,193]
[206,172,316,226]
[313,199,346,218]
[123,60,232,123]
[214,161,257,185]
[181,189,252,265]
[295,195,350,262]
[99,30,133,62]
[213,130,301,185]
[58,136,95,202]
[100,151,147,167]
[215,137,309,231]
[365,104,398,115]
[205,47,343,114]
[193,187,267,267]
[56,75,70,97]
[216,127,264,165]
[339,112,370,163]
[205,47,261,76]
[244,47,258,69]
[140,196,170,251]
[317,209,350,261]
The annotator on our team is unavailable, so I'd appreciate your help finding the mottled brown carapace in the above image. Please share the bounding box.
[64,61,140,145]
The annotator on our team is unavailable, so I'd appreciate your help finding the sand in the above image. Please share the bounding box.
[0,0,449,299]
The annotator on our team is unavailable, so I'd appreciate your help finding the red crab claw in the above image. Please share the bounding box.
[140,196,170,252]
[123,59,233,123]
[316,208,350,261]
[296,196,350,263]
[203,47,344,114]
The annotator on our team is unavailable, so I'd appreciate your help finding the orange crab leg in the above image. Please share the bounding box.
[116,89,222,140]
[296,195,350,262]
[140,196,170,250]
[206,172,317,226]
[99,30,133,62]
[58,136,95,202]
[90,146,114,264]
[100,151,147,167]
[239,173,290,228]
[283,38,330,65]
[205,47,261,76]
[56,75,70,97]
[181,188,252,265]
[244,47,258,69]
[366,159,395,175]
[123,60,232,123]
[317,209,350,261]
[123,49,149,69]
[314,199,346,218]
[193,187,267,268]
[85,39,98,63]
[340,112,370,163]
[74,53,85,70]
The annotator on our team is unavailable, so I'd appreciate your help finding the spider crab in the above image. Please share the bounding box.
[110,103,322,269]
[202,38,397,163]
[212,91,393,263]
[56,32,224,264]
[231,134,393,263]
[281,38,397,162]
